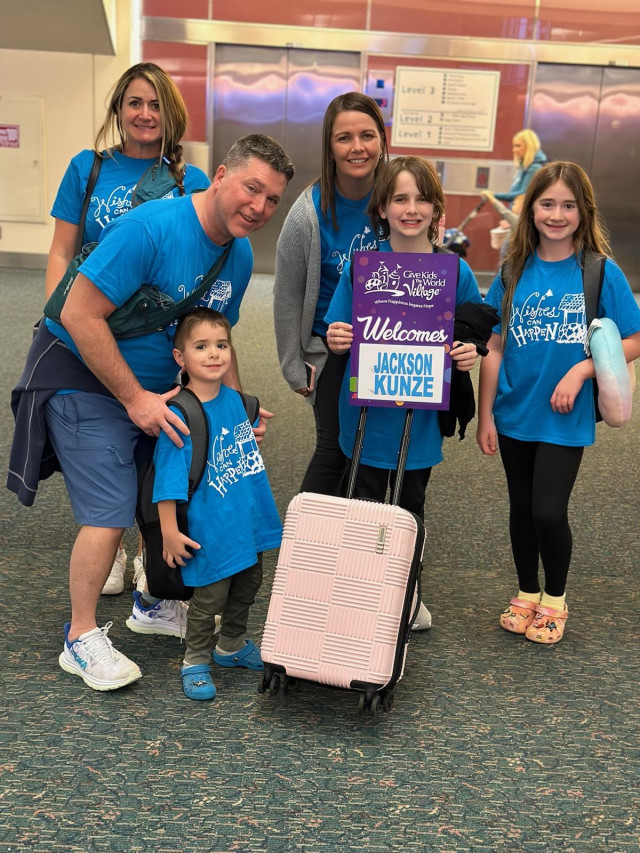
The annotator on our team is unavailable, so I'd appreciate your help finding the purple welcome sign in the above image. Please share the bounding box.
[349,251,458,410]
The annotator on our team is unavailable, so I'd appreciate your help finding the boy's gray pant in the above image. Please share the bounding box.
[184,556,263,665]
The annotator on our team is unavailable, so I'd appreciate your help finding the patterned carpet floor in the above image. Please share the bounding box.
[0,270,638,852]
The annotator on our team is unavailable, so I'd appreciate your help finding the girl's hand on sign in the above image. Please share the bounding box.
[327,322,354,355]
[451,341,478,372]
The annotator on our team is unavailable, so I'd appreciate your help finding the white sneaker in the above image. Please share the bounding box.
[125,590,187,637]
[59,621,142,691]
[101,547,127,595]
[132,552,147,593]
[411,600,433,631]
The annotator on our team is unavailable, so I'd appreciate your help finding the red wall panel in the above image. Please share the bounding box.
[212,0,367,27]
[371,0,536,40]
[538,0,640,45]
[143,0,208,17]
[142,42,208,142]
[144,0,640,46]
[145,0,367,28]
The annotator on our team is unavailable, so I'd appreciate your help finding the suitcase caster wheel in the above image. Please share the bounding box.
[382,692,395,713]
[257,672,268,695]
[358,693,380,716]
[269,674,280,696]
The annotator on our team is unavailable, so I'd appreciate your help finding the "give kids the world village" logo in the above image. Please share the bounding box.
[362,257,448,300]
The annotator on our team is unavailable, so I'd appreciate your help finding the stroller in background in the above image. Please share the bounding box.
[441,197,487,258]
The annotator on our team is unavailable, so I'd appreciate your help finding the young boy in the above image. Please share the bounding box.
[152,308,282,700]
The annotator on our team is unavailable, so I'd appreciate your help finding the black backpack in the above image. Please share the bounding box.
[136,387,260,601]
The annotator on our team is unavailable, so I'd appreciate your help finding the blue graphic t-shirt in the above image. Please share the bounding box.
[325,242,482,470]
[484,252,640,447]
[45,194,253,393]
[51,149,210,245]
[153,386,283,586]
[312,182,377,336]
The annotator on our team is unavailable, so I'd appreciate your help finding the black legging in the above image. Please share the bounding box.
[300,347,349,496]
[498,435,584,597]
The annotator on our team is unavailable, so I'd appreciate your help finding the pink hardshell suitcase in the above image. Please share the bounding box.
[259,408,425,715]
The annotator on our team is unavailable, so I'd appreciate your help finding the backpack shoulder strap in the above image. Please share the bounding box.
[582,252,606,424]
[237,391,260,425]
[169,388,209,497]
[75,152,102,255]
[583,251,606,326]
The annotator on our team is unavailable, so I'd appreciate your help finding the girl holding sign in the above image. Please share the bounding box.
[326,156,482,630]
[477,162,640,644]
[274,93,388,497]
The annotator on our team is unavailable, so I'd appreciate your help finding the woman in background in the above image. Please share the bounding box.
[494,129,547,206]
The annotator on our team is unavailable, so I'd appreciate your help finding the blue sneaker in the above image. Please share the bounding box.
[181,664,216,700]
[213,639,264,671]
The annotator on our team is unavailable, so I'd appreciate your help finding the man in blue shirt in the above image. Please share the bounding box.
[31,134,293,692]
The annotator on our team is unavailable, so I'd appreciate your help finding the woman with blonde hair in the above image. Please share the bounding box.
[494,128,547,205]
[45,62,210,600]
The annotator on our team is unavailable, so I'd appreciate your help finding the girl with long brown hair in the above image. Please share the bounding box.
[477,162,640,644]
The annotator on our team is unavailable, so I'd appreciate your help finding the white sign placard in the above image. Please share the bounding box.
[392,66,500,152]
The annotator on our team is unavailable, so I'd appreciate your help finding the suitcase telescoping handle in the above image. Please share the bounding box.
[344,406,415,507]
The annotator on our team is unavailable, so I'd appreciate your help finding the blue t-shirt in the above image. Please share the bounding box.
[312,182,378,336]
[45,194,254,393]
[152,386,282,587]
[325,243,482,470]
[51,148,210,245]
[484,252,640,446]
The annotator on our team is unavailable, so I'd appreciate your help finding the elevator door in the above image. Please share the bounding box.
[211,46,361,273]
[530,64,640,290]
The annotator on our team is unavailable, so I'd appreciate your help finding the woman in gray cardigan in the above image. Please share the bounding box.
[273,92,388,496]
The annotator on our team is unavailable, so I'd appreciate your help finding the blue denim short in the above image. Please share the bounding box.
[45,392,154,528]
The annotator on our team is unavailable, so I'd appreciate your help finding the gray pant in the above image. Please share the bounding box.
[184,556,263,665]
